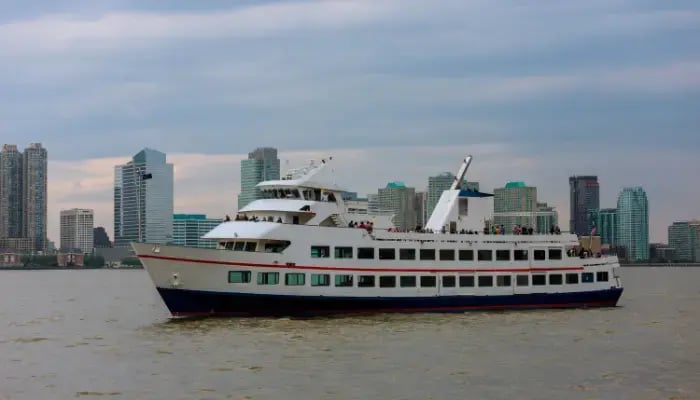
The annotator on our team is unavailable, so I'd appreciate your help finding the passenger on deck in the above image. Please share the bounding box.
[277,217,283,223]
[225,214,231,222]
[234,214,241,221]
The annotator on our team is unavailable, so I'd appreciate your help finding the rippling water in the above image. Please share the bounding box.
[0,268,698,400]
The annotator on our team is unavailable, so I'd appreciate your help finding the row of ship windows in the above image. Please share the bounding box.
[228,271,610,287]
[311,246,563,261]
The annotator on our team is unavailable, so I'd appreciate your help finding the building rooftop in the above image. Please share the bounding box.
[386,181,407,188]
[505,181,526,188]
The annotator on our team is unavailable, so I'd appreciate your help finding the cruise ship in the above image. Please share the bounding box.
[132,155,623,317]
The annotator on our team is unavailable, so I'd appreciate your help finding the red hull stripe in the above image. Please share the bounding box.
[139,254,585,273]
[170,300,616,317]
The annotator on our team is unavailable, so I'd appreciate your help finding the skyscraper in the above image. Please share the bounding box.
[535,202,559,234]
[493,182,538,231]
[238,147,280,210]
[414,191,427,229]
[0,145,23,238]
[60,208,94,253]
[569,175,600,236]
[668,221,700,262]
[114,148,174,247]
[617,187,649,262]
[172,214,222,249]
[93,227,112,248]
[22,143,48,252]
[589,208,618,246]
[427,172,479,219]
[378,182,416,231]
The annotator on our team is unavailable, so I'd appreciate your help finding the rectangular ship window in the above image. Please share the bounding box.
[532,275,546,286]
[459,276,474,287]
[245,242,257,252]
[516,275,529,286]
[310,274,330,286]
[549,249,562,260]
[514,250,528,261]
[439,249,455,261]
[582,272,594,283]
[566,273,579,284]
[379,248,396,260]
[400,276,417,287]
[379,276,396,288]
[596,271,609,282]
[228,271,251,283]
[335,274,353,287]
[357,247,374,259]
[496,250,510,261]
[257,272,279,285]
[534,250,546,260]
[458,250,474,261]
[420,249,436,260]
[234,242,245,251]
[496,275,511,287]
[311,246,330,258]
[420,276,436,287]
[442,276,456,288]
[549,274,563,285]
[285,273,305,286]
[399,249,416,260]
[334,246,353,259]
[477,250,492,261]
[358,275,375,287]
[478,276,493,287]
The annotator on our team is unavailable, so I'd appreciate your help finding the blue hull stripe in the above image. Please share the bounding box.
[156,287,624,317]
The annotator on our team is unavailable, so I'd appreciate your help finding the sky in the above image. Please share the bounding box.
[0,0,698,244]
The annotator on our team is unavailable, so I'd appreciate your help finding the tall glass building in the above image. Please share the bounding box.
[172,214,222,249]
[238,147,280,210]
[378,182,416,231]
[0,144,24,239]
[617,187,649,262]
[588,208,618,246]
[668,221,700,262]
[569,175,600,237]
[22,143,48,252]
[114,148,174,247]
[493,182,538,231]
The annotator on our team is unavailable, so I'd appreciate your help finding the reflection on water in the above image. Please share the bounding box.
[0,268,698,400]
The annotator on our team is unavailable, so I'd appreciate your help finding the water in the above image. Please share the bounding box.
[0,268,698,400]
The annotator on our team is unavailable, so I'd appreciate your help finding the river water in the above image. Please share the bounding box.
[0,268,698,400]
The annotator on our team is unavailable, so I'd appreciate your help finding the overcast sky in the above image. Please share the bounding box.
[1,0,698,243]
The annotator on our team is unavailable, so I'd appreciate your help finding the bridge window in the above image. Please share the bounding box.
[257,272,279,285]
[285,273,305,286]
[549,249,562,260]
[358,247,375,259]
[459,275,474,287]
[420,249,435,261]
[234,242,244,251]
[379,248,396,260]
[335,275,353,287]
[496,275,511,287]
[311,246,330,258]
[400,276,416,287]
[549,274,563,285]
[244,242,257,252]
[566,273,579,284]
[420,276,436,287]
[516,275,529,286]
[477,250,492,261]
[442,276,456,288]
[439,249,455,261]
[532,275,546,286]
[458,250,474,261]
[478,276,493,287]
[582,272,594,283]
[399,249,416,260]
[358,275,375,287]
[334,246,353,259]
[514,250,528,261]
[496,250,510,261]
[379,276,396,288]
[311,274,330,286]
[596,271,609,282]
[228,271,251,283]
[224,242,234,250]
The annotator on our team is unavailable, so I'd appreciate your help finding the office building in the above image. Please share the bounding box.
[93,227,112,248]
[617,187,649,262]
[427,172,479,219]
[589,208,618,246]
[172,214,222,249]
[22,143,48,252]
[60,208,94,253]
[668,220,700,262]
[569,175,600,236]
[493,182,538,231]
[378,182,416,231]
[238,147,280,210]
[415,191,427,229]
[0,145,24,238]
[535,202,559,234]
[114,148,174,247]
